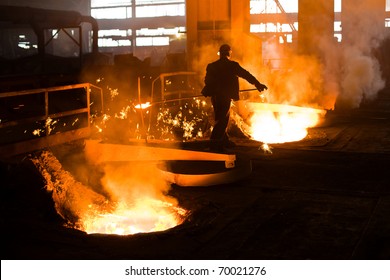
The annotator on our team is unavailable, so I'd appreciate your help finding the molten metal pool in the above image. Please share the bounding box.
[31,151,188,235]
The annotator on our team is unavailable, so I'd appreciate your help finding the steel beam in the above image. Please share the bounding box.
[85,140,236,168]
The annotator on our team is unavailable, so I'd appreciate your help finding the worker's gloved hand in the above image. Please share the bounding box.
[256,82,268,92]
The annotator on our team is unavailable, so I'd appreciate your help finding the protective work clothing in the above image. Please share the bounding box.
[202,44,267,151]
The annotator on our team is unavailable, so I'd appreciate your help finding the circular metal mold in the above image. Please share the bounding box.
[158,159,252,187]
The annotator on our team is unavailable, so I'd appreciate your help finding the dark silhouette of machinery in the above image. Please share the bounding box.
[0,5,101,92]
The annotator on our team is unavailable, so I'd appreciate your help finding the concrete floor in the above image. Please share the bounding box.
[1,90,390,260]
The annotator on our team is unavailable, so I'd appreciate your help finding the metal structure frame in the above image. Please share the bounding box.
[150,71,200,102]
[0,83,103,158]
[145,71,207,138]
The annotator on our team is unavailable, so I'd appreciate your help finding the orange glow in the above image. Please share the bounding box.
[260,143,273,154]
[81,198,187,235]
[31,151,187,236]
[79,161,188,235]
[135,102,152,109]
[235,102,326,144]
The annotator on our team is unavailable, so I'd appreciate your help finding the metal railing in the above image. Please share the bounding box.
[146,71,207,136]
[150,71,200,103]
[0,83,103,158]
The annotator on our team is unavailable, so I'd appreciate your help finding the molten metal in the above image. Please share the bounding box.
[81,199,187,235]
[31,151,187,235]
[135,102,152,109]
[235,101,326,144]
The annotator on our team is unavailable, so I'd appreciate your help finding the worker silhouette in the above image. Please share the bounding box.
[202,44,267,151]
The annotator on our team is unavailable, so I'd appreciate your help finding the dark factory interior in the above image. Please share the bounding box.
[1,0,390,261]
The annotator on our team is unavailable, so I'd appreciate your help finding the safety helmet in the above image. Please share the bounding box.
[218,44,231,57]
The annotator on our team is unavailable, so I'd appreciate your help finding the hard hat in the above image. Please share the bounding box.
[219,44,231,53]
[218,44,232,56]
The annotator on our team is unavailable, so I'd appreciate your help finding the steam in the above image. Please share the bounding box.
[192,3,388,111]
[31,149,186,234]
[335,1,387,109]
[100,162,174,206]
[340,50,385,108]
[292,2,387,110]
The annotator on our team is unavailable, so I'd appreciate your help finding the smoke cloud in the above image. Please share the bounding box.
[335,1,387,109]
[100,161,174,205]
[32,147,185,234]
[193,3,388,111]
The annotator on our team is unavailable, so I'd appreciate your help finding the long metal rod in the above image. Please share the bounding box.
[144,89,259,106]
[239,88,258,92]
[0,83,101,98]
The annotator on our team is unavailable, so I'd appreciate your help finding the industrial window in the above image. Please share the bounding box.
[136,36,169,46]
[91,0,131,7]
[249,0,346,43]
[98,29,132,47]
[136,27,184,36]
[91,7,131,19]
[250,22,297,33]
[17,35,37,50]
[91,0,132,19]
[98,38,131,47]
[91,0,185,19]
[249,0,298,44]
[99,29,132,37]
[91,0,185,52]
[0,27,38,59]
[135,3,185,17]
[250,0,298,14]
[136,0,183,3]
[45,28,81,57]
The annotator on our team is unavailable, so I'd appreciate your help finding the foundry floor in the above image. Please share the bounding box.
[1,90,390,260]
